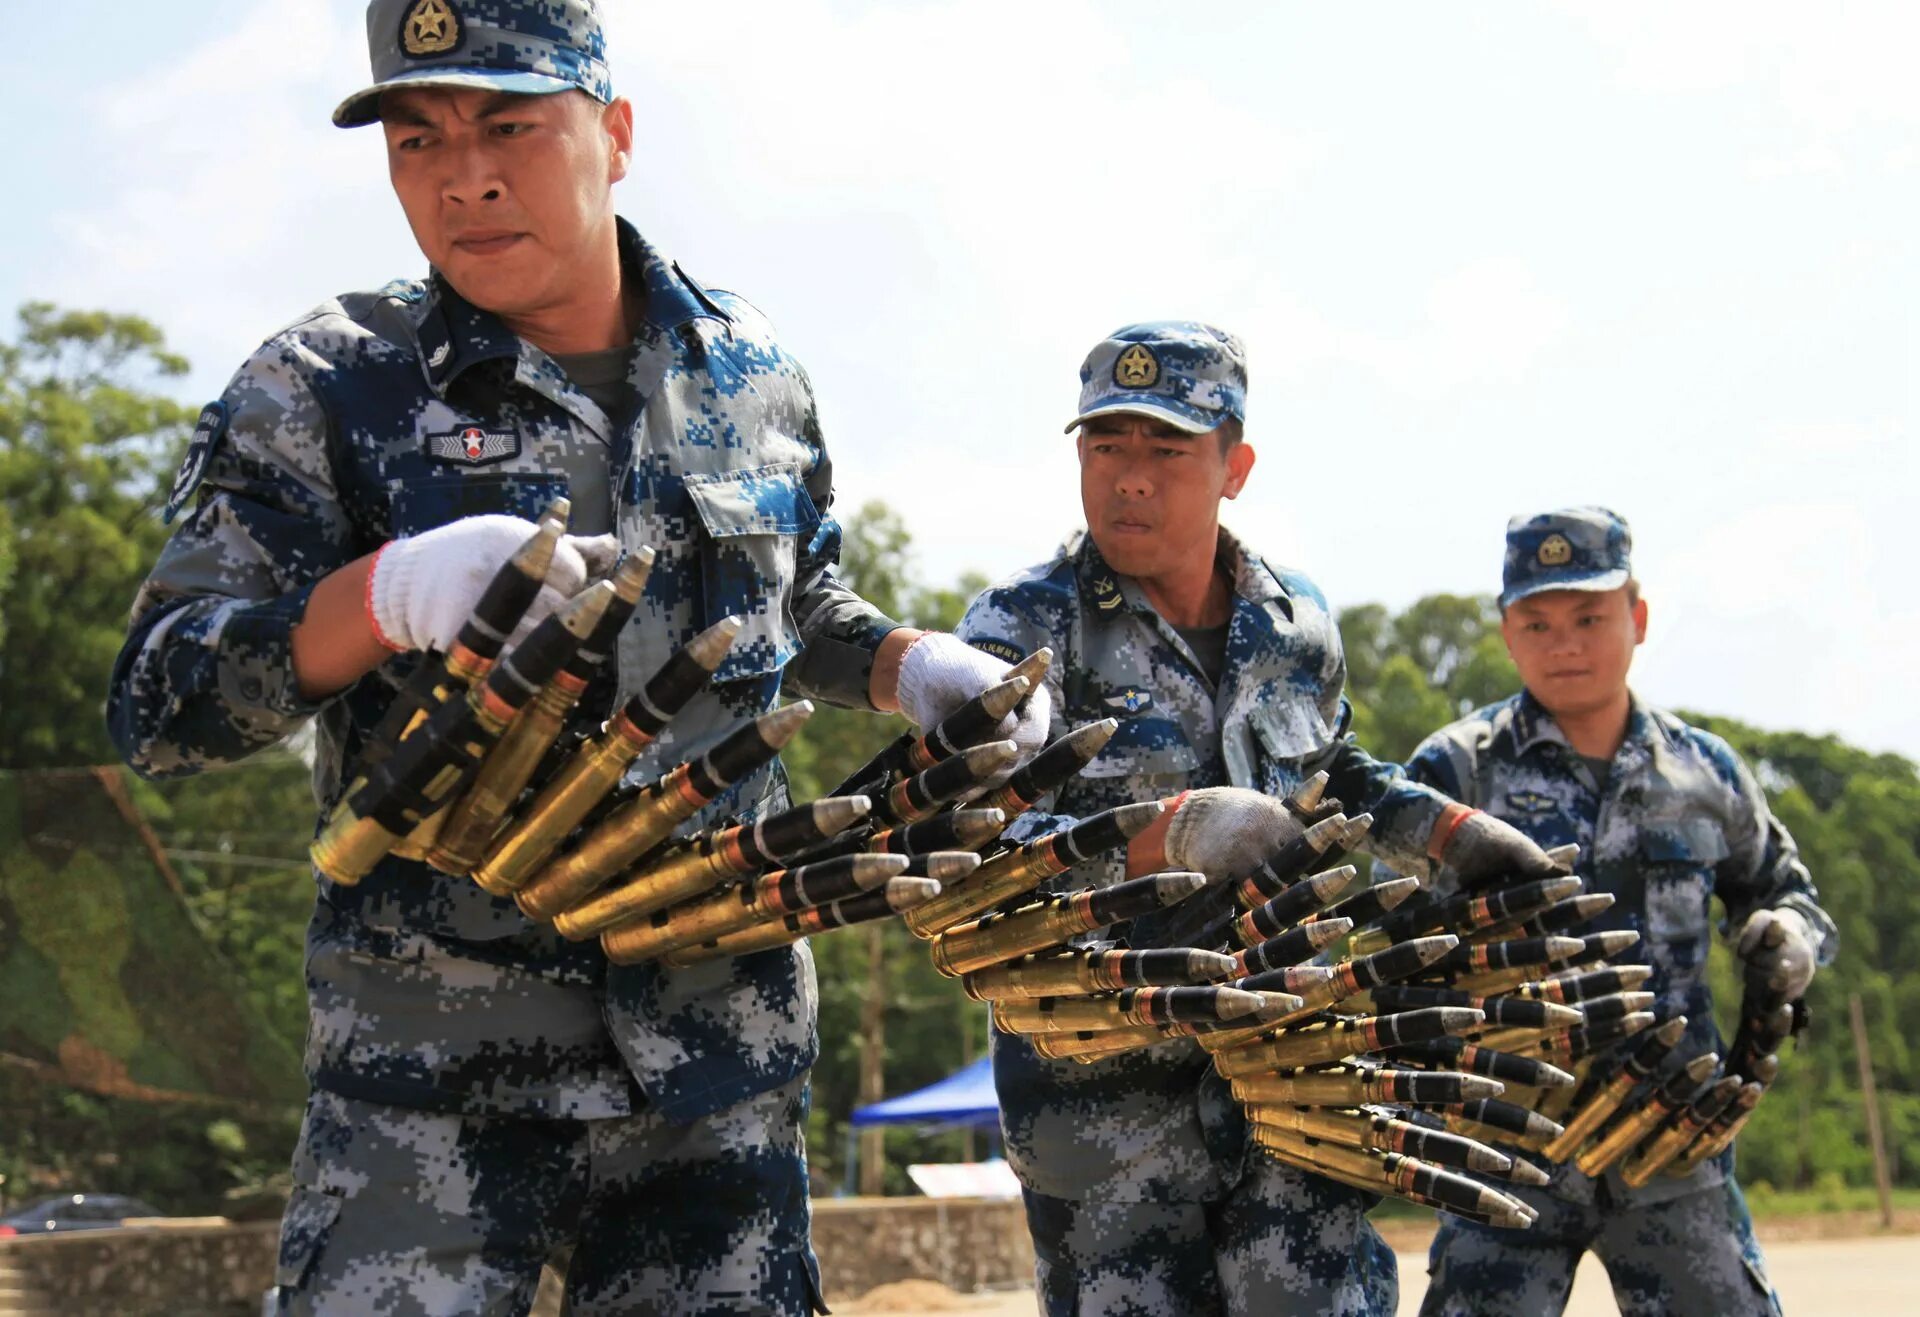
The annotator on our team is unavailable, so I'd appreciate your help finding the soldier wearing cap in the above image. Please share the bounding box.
[954,323,1567,1315]
[1386,507,1835,1316]
[105,2,1048,1312]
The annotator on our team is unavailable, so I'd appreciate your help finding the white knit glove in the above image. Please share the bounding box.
[369,514,618,654]
[1163,787,1305,879]
[895,632,1051,760]
[1734,907,1819,998]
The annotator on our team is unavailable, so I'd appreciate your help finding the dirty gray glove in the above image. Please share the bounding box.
[1162,787,1305,879]
[1734,907,1818,998]
[1433,806,1568,887]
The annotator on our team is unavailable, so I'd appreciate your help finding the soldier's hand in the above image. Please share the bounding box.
[1734,907,1818,998]
[1161,787,1305,879]
[895,633,1052,760]
[1431,805,1568,887]
[370,515,615,654]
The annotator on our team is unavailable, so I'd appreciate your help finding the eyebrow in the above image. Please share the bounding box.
[381,91,535,129]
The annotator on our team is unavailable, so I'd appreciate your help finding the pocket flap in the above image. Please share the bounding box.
[684,464,816,538]
[1246,699,1336,763]
[275,1185,344,1288]
[1639,817,1729,866]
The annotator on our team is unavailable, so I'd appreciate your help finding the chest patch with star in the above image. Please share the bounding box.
[1505,789,1559,815]
[426,425,521,467]
[1103,687,1154,715]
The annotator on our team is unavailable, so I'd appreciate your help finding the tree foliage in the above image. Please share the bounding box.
[0,303,195,768]
[1341,594,1517,762]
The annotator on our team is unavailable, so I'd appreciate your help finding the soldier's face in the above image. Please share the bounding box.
[381,88,633,317]
[1501,587,1648,718]
[1076,414,1254,580]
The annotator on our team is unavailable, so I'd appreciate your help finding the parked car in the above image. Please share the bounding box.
[0,1193,165,1236]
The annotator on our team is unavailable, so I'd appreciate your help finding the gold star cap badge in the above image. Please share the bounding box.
[1537,533,1573,566]
[1114,344,1161,389]
[401,0,462,57]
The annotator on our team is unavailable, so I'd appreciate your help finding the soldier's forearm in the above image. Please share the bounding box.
[290,552,392,699]
[867,626,923,712]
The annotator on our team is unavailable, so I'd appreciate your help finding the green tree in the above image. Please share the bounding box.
[1340,592,1517,763]
[0,303,195,768]
[787,502,999,1192]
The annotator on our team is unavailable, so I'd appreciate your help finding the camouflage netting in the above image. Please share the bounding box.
[0,767,304,1106]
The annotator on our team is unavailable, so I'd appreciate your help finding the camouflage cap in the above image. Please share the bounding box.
[1501,506,1633,608]
[1064,321,1248,436]
[333,0,613,129]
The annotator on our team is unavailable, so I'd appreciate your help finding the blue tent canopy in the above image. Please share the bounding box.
[850,1056,999,1128]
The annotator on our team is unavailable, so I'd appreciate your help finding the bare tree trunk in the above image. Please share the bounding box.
[1850,993,1895,1228]
[857,923,887,1196]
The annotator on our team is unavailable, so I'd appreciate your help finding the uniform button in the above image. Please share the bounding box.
[240,678,264,700]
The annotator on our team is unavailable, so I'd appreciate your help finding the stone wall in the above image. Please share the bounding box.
[0,1197,1034,1314]
[814,1197,1034,1301]
[0,1221,277,1317]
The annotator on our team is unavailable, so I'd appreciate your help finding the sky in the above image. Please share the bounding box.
[2,1,1913,757]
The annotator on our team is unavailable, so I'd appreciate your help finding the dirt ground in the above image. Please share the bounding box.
[839,1231,1918,1316]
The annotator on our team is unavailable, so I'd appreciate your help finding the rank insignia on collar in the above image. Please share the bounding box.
[401,0,462,58]
[1537,533,1573,566]
[1104,688,1154,715]
[1090,573,1124,611]
[427,425,520,466]
[1114,344,1160,389]
[1505,789,1557,815]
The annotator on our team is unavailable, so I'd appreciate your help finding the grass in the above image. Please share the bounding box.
[1742,1182,1920,1219]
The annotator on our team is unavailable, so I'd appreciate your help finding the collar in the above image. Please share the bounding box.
[413,218,734,394]
[1070,525,1291,620]
[1505,688,1657,760]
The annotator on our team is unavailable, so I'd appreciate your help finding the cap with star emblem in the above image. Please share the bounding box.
[1500,506,1633,608]
[333,0,613,129]
[1064,321,1248,436]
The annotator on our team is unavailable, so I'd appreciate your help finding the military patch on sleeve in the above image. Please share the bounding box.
[426,425,522,467]
[1103,687,1154,715]
[163,401,229,524]
[968,639,1025,664]
[1505,789,1558,815]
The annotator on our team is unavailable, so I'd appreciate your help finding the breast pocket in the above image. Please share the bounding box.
[1242,700,1336,797]
[1639,817,1729,971]
[388,472,571,535]
[684,463,819,684]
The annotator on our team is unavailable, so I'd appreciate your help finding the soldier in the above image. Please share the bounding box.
[104,3,1045,1314]
[954,321,1564,1316]
[1396,507,1835,1316]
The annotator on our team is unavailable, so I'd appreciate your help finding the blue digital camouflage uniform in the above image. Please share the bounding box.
[1388,509,1837,1317]
[956,527,1456,1316]
[108,215,891,1313]
[1397,690,1835,1315]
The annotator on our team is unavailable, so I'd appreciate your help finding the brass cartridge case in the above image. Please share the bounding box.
[471,708,657,896]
